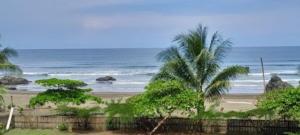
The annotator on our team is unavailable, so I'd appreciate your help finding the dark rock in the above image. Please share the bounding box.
[0,76,30,85]
[265,74,293,92]
[6,86,17,90]
[96,76,116,82]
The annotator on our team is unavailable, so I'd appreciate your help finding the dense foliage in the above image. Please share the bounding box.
[35,78,87,89]
[106,80,202,134]
[0,39,22,110]
[29,78,101,107]
[257,87,300,120]
[106,80,201,118]
[0,38,22,74]
[152,24,249,115]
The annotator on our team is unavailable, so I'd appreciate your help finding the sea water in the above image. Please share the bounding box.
[8,47,300,93]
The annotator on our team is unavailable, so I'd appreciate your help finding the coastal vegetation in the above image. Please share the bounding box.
[29,78,102,107]
[105,24,253,134]
[257,87,300,120]
[152,24,249,115]
[0,39,22,111]
[0,25,299,134]
[0,39,22,74]
[29,78,103,130]
[106,80,201,135]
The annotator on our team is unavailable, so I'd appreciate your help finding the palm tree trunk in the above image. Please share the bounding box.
[148,113,171,135]
[196,92,205,117]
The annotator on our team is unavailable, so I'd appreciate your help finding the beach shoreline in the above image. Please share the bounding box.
[3,90,260,112]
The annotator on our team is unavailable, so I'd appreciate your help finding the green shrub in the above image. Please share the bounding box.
[257,87,300,120]
[29,88,101,107]
[29,78,102,107]
[36,78,87,89]
[106,80,201,134]
[57,123,68,131]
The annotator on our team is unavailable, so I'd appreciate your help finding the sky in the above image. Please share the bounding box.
[0,0,300,49]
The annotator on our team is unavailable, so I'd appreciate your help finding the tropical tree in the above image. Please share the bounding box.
[106,80,201,135]
[29,78,102,107]
[0,35,22,110]
[152,24,249,115]
[0,36,22,74]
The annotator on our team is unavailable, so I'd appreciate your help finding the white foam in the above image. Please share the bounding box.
[248,70,298,76]
[225,101,253,105]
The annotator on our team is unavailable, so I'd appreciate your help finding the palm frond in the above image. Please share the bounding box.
[174,25,208,63]
[194,49,210,84]
[204,80,230,101]
[205,65,249,98]
[151,65,177,82]
[1,47,18,58]
[167,59,195,87]
[197,52,220,86]
[208,32,219,52]
[174,33,197,62]
[213,39,232,63]
[195,24,207,46]
[156,46,181,62]
[0,63,23,74]
[155,52,197,89]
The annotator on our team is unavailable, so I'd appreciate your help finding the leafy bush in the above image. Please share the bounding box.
[57,123,68,131]
[130,80,200,117]
[29,89,101,107]
[257,87,300,120]
[29,78,101,107]
[106,80,202,134]
[107,80,201,118]
[36,78,86,89]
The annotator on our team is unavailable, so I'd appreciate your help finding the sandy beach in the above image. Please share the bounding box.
[2,90,259,112]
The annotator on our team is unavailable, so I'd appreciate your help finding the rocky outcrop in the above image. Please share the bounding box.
[6,86,17,90]
[0,76,30,85]
[96,76,116,82]
[265,74,293,92]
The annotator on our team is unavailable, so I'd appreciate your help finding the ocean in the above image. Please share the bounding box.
[8,47,300,93]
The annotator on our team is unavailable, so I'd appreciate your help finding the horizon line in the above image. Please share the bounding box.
[14,45,300,50]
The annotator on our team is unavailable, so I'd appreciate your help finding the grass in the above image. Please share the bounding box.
[4,129,72,135]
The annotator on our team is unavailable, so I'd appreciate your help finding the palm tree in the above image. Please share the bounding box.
[152,24,249,115]
[0,36,22,74]
[0,36,22,109]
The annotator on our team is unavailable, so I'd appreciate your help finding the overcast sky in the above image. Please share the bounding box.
[0,0,300,49]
